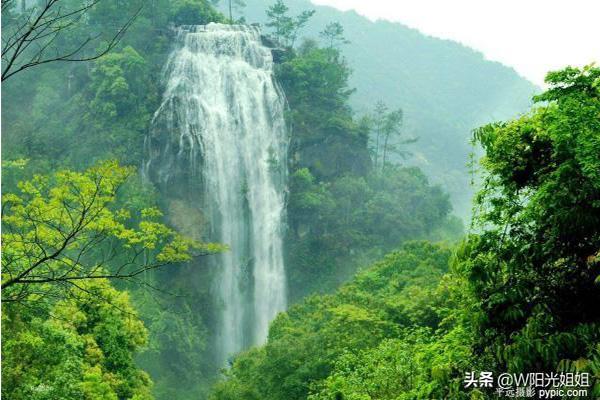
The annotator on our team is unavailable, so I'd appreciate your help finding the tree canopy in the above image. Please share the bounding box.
[2,278,153,400]
[465,64,600,379]
[209,65,600,399]
[265,0,315,47]
[2,160,222,303]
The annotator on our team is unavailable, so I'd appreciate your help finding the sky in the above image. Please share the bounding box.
[311,0,600,86]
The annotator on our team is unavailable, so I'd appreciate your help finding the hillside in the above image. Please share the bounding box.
[234,0,539,217]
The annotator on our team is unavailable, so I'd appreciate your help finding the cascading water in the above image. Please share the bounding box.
[144,23,288,364]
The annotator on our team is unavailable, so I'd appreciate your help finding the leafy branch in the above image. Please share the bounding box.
[1,160,224,303]
[1,0,142,81]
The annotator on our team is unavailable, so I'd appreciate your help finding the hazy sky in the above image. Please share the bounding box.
[311,0,600,86]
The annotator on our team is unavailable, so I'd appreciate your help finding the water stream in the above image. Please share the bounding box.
[145,23,288,364]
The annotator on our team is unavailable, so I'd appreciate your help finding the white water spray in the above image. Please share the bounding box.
[145,23,288,364]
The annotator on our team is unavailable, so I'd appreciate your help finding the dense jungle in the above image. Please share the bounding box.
[1,0,598,399]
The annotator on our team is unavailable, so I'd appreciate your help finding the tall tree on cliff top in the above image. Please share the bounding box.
[265,0,314,47]
[319,22,349,49]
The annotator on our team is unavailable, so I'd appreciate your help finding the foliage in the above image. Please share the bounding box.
[278,40,366,179]
[2,279,152,400]
[211,65,600,400]
[0,0,139,81]
[133,294,215,400]
[368,101,416,172]
[279,39,461,299]
[1,0,224,172]
[86,46,149,122]
[210,242,472,400]
[265,0,315,47]
[170,0,226,25]
[319,22,349,49]
[0,1,229,398]
[463,65,600,392]
[2,1,463,398]
[1,160,222,303]
[288,165,451,251]
[1,160,223,399]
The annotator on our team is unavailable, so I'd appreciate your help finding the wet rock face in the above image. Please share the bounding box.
[259,34,288,63]
[260,33,278,48]
[271,48,288,63]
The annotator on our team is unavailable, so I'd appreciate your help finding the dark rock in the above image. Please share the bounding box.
[260,34,278,49]
[271,48,287,64]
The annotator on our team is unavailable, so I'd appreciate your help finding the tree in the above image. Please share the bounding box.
[278,39,458,301]
[210,242,458,400]
[1,0,141,81]
[380,107,403,168]
[370,101,388,171]
[277,40,367,180]
[319,22,349,49]
[227,0,246,22]
[265,0,314,47]
[2,278,154,400]
[203,0,244,22]
[290,9,315,48]
[265,0,292,45]
[369,102,414,172]
[465,65,600,382]
[169,0,225,25]
[1,160,223,303]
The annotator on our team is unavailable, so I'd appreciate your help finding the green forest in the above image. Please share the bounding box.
[1,1,598,399]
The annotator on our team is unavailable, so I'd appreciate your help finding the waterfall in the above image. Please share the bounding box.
[144,23,288,364]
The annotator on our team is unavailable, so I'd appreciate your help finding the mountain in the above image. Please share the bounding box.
[229,0,539,217]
